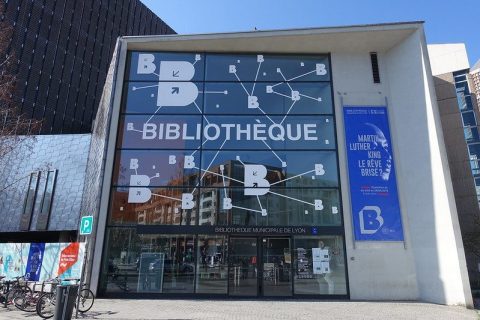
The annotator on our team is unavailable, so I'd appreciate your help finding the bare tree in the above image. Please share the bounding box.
[0,2,42,194]
[0,3,42,151]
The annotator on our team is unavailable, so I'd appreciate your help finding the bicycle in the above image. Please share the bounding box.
[14,280,45,312]
[2,276,29,310]
[36,278,94,319]
[35,278,61,319]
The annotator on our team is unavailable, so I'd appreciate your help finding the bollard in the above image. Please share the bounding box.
[54,285,79,320]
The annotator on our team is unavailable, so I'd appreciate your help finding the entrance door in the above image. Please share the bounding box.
[229,237,258,296]
[229,237,292,297]
[261,237,292,296]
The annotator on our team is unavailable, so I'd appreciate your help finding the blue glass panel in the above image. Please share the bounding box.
[200,150,338,188]
[117,115,203,149]
[205,54,330,82]
[128,52,205,82]
[462,111,477,127]
[203,82,332,115]
[200,116,335,150]
[113,150,200,187]
[464,127,480,142]
[468,144,480,161]
[123,82,205,114]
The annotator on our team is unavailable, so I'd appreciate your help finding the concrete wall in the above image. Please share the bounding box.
[331,29,472,306]
[0,134,91,232]
[85,24,473,306]
[428,43,470,76]
[386,30,470,306]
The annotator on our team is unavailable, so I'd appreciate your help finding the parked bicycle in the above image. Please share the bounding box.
[36,278,94,319]
[1,276,29,310]
[14,279,51,312]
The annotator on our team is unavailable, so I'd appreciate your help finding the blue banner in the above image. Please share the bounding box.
[343,106,404,241]
[25,243,45,281]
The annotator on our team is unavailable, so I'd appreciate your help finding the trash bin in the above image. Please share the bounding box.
[54,285,78,320]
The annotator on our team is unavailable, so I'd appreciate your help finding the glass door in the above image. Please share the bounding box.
[261,237,292,296]
[228,237,258,296]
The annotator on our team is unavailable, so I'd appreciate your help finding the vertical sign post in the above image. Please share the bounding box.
[76,216,93,318]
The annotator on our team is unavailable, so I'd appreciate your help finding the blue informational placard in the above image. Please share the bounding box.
[25,243,45,281]
[343,106,404,241]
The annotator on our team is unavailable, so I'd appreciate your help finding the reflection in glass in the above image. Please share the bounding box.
[113,150,200,187]
[262,238,292,296]
[293,236,347,295]
[196,235,228,294]
[201,151,338,188]
[123,82,205,114]
[204,82,332,115]
[103,229,195,294]
[128,52,205,82]
[117,115,203,149]
[199,188,341,226]
[110,188,197,226]
[462,111,477,127]
[201,115,335,150]
[205,54,330,82]
[229,237,258,296]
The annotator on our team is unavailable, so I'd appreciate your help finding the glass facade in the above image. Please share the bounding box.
[101,52,348,297]
[454,70,480,202]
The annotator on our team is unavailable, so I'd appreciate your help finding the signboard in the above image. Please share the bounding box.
[80,216,93,235]
[343,106,404,241]
[25,243,45,281]
[0,242,85,280]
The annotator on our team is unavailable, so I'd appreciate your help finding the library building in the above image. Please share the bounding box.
[82,22,473,306]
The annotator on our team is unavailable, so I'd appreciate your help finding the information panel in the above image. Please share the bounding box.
[343,106,404,241]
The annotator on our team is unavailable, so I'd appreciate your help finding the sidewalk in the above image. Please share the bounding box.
[1,299,478,320]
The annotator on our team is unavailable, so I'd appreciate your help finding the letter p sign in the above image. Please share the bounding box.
[80,216,94,235]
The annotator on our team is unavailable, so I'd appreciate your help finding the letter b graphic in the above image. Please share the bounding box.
[359,206,384,235]
[244,165,270,196]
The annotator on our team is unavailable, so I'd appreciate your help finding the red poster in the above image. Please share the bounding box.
[57,242,79,276]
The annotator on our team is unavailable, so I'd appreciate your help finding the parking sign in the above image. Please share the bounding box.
[80,216,93,235]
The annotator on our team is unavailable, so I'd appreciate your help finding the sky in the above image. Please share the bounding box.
[141,0,480,66]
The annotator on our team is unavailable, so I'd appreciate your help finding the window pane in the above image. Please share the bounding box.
[293,235,347,295]
[457,92,471,111]
[110,188,197,226]
[468,144,480,161]
[127,52,204,82]
[113,150,200,187]
[123,82,205,114]
[462,111,476,127]
[198,188,341,226]
[117,115,203,149]
[195,235,228,294]
[200,150,338,188]
[464,127,480,142]
[201,116,335,150]
[103,229,195,294]
[203,82,332,115]
[205,54,330,82]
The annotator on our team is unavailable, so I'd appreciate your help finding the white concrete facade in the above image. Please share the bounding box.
[428,43,470,76]
[90,22,472,307]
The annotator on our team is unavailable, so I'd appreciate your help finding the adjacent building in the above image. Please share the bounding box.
[428,44,480,293]
[1,0,174,134]
[79,22,473,306]
[471,60,480,108]
[0,1,173,242]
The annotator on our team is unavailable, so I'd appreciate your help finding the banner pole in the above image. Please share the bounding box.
[75,237,88,319]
